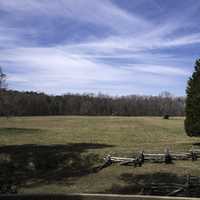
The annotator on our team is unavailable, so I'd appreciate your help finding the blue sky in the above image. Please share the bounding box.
[0,0,200,96]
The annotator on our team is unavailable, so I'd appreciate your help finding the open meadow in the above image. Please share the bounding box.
[0,116,200,195]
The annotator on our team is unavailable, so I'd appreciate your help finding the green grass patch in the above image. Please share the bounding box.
[0,128,44,135]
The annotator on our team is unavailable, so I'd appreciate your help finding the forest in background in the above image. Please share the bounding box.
[0,90,185,116]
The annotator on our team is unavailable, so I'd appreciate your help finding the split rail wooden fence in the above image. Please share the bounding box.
[102,149,200,168]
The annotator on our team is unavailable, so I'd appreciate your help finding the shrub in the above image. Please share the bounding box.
[163,115,170,120]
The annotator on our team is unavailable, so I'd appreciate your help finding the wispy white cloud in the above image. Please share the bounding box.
[1,45,189,95]
[126,64,189,76]
[64,30,200,57]
[0,0,149,33]
[0,0,199,95]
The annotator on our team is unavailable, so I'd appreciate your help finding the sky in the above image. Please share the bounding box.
[0,0,200,96]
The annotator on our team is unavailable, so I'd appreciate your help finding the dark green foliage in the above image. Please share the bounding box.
[185,59,200,136]
[163,115,170,120]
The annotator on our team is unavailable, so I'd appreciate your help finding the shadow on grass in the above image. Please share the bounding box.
[108,172,200,197]
[0,194,84,200]
[192,142,200,146]
[0,143,114,189]
[0,128,44,135]
[168,117,184,120]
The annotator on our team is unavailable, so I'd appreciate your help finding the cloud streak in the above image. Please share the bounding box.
[0,0,199,95]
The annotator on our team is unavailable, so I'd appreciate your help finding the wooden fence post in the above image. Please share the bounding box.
[191,149,197,161]
[185,174,191,196]
[164,148,172,164]
[140,150,144,163]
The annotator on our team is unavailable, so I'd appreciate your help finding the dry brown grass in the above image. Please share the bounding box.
[0,116,200,195]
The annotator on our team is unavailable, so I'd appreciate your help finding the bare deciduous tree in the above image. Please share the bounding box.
[0,67,7,90]
[0,67,9,117]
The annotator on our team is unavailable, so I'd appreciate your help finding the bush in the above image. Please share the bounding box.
[163,115,170,119]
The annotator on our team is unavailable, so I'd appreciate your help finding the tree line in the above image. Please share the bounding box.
[0,67,185,117]
[0,89,185,117]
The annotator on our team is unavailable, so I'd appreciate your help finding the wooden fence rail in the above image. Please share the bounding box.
[103,148,200,167]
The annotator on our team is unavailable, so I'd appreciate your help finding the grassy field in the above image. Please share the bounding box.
[0,116,200,195]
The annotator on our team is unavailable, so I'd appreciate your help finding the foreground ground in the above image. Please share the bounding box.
[0,116,200,195]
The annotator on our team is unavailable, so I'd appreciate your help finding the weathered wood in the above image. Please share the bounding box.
[143,152,194,161]
[119,161,134,166]
[109,154,191,163]
[189,149,200,153]
[167,187,184,196]
[104,148,200,167]
[139,151,144,163]
[144,153,165,156]
[110,156,136,162]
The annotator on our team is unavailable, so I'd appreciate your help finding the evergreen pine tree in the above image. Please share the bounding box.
[185,59,200,136]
